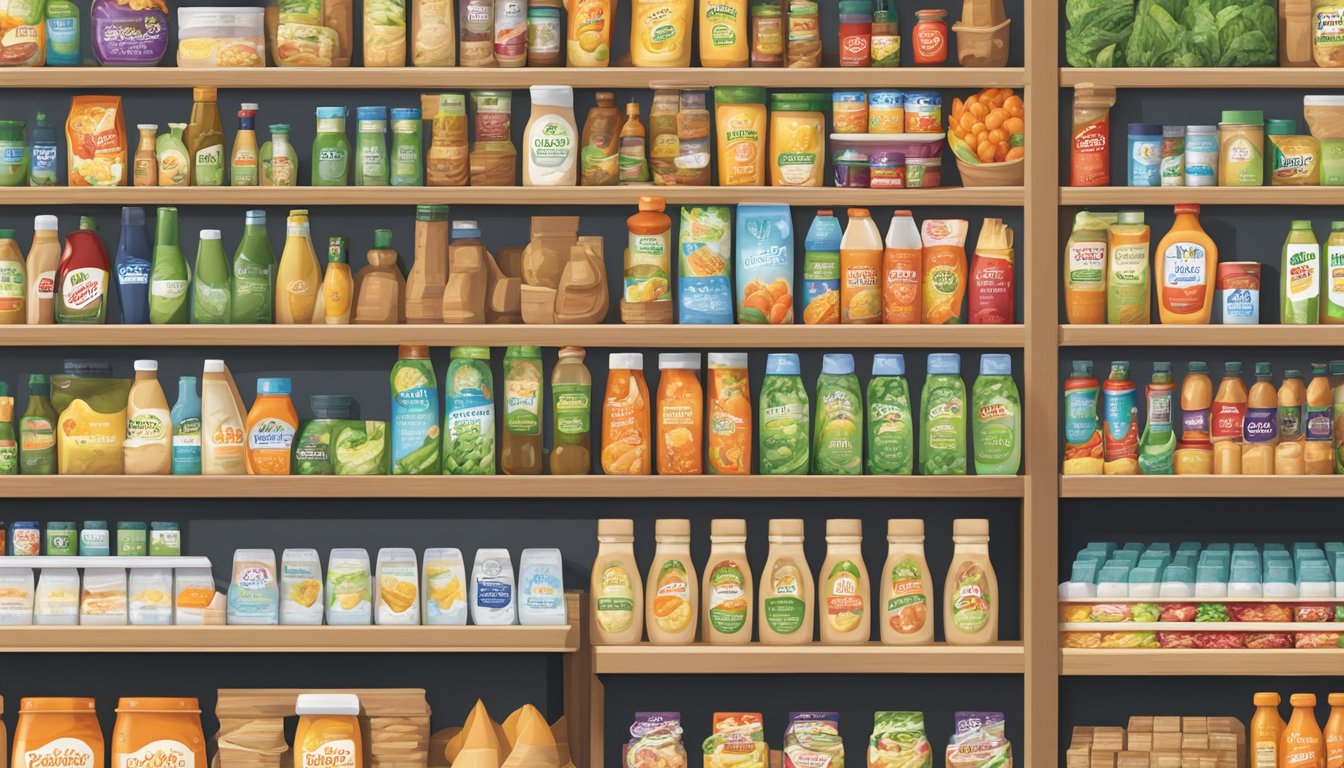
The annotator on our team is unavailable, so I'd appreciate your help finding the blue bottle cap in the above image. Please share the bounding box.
[257,377,292,395]
[980,354,1012,376]
[356,106,387,122]
[452,220,482,239]
[1128,123,1162,136]
[872,354,905,376]
[390,108,422,121]
[316,106,348,120]
[822,354,855,375]
[927,353,961,375]
[766,353,800,376]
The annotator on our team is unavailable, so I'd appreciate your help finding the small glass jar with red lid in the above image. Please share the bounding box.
[912,9,948,65]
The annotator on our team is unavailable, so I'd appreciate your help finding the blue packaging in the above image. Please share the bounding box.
[29,113,58,187]
[735,204,795,324]
[677,206,733,324]
[1128,123,1162,187]
[802,211,841,321]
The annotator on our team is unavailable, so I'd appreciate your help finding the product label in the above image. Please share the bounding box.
[595,563,634,633]
[949,560,991,634]
[505,375,540,436]
[707,559,747,635]
[231,147,258,186]
[127,409,168,441]
[248,417,295,450]
[1287,244,1321,302]
[528,115,575,169]
[1162,242,1208,314]
[1244,406,1278,445]
[174,417,202,469]
[624,232,671,303]
[1181,407,1210,439]
[1067,241,1106,286]
[316,146,348,184]
[552,383,591,444]
[824,559,864,632]
[34,269,54,301]
[1279,403,1304,441]
[651,559,691,633]
[0,261,24,311]
[522,565,563,612]
[120,739,195,768]
[301,739,355,768]
[151,278,188,298]
[60,267,107,312]
[886,556,928,634]
[1307,405,1332,441]
[11,526,39,556]
[20,416,56,453]
[1254,741,1277,768]
[118,260,150,286]
[195,144,224,186]
[391,363,437,474]
[764,558,806,635]
[1064,386,1100,445]
[1211,401,1246,440]
[24,738,97,768]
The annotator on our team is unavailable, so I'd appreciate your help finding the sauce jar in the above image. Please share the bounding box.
[1217,109,1265,187]
[112,698,207,768]
[912,9,948,65]
[904,92,942,133]
[769,92,827,187]
[867,91,905,134]
[750,0,785,67]
[869,151,906,189]
[838,0,873,67]
[905,157,941,188]
[832,92,868,135]
[14,698,104,768]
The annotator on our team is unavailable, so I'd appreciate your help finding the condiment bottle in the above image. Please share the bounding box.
[880,519,933,644]
[580,91,622,187]
[550,346,593,475]
[354,106,389,187]
[759,518,814,645]
[275,209,323,324]
[149,207,189,324]
[601,352,651,475]
[190,229,231,324]
[1179,361,1212,444]
[840,207,882,323]
[201,360,247,475]
[702,518,752,645]
[870,0,899,66]
[294,694,362,768]
[322,236,353,324]
[0,228,23,324]
[1212,361,1247,474]
[55,215,111,324]
[1325,693,1344,768]
[124,360,171,476]
[1155,204,1217,324]
[1241,362,1278,475]
[230,210,276,324]
[312,106,351,186]
[1282,694,1324,768]
[25,214,59,325]
[912,9,948,65]
[1306,363,1334,475]
[245,377,299,475]
[619,101,650,184]
[1276,369,1306,475]
[186,87,225,186]
[20,374,57,475]
[645,518,698,645]
[0,383,14,475]
[837,0,873,67]
[700,0,749,67]
[1137,362,1176,475]
[592,518,644,644]
[944,518,998,645]
[524,85,578,186]
[750,0,784,67]
[1250,692,1286,768]
[265,124,297,187]
[133,124,158,187]
[819,518,869,645]
[230,104,258,187]
[623,196,673,323]
[655,352,703,475]
[501,345,544,475]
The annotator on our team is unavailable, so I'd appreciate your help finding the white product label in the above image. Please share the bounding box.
[151,279,188,298]
[25,738,97,768]
[527,114,576,182]
[1162,242,1207,289]
[119,739,196,768]
[61,267,107,310]
[1330,245,1344,306]
[1286,244,1321,301]
[1067,241,1105,286]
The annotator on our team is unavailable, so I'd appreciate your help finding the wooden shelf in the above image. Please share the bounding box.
[1060,475,1344,498]
[1060,186,1344,206]
[0,186,1025,207]
[1062,649,1344,676]
[1059,68,1344,89]
[0,556,211,569]
[0,625,577,653]
[1059,325,1344,346]
[6,66,1027,90]
[0,323,1025,348]
[593,642,1025,674]
[0,475,1025,498]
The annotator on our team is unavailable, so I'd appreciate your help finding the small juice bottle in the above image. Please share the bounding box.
[1249,692,1286,768]
[322,236,353,324]
[1276,369,1307,475]
[276,209,324,324]
[1106,211,1151,324]
[1212,361,1247,474]
[1155,204,1217,324]
[1306,363,1334,475]
[839,207,882,324]
[601,353,651,475]
[295,694,362,768]
[551,346,593,475]
[1242,362,1278,475]
[624,196,673,315]
[1325,693,1344,768]
[245,377,299,475]
[656,353,703,475]
[1282,220,1321,325]
[881,210,921,325]
[707,352,751,474]
[1282,693,1324,768]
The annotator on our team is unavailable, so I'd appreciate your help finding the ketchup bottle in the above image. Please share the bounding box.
[55,215,111,324]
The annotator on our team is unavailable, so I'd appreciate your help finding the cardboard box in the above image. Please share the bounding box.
[1155,717,1183,733]
[1095,727,1127,751]
[1208,733,1238,751]
[1129,717,1155,734]
[1150,752,1182,768]
[1069,745,1094,768]
[1118,751,1150,768]
[1092,750,1118,768]
[1128,733,1154,752]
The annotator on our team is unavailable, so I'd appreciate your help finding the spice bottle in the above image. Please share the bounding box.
[838,0,873,67]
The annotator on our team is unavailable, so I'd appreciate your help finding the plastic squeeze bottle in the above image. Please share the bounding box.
[1282,693,1324,768]
[230,210,276,324]
[591,518,644,645]
[645,518,698,646]
[1101,361,1139,474]
[839,208,882,324]
[1138,362,1176,475]
[812,353,863,475]
[819,518,869,645]
[655,352,703,475]
[758,352,809,475]
[1325,693,1344,768]
[171,375,201,475]
[191,229,231,324]
[1242,362,1278,475]
[55,216,111,324]
[1306,363,1334,475]
[1062,360,1103,475]
[201,359,248,475]
[1106,211,1151,324]
[702,518,752,645]
[1155,204,1217,324]
[123,360,172,476]
[602,352,651,475]
[1064,211,1116,324]
[1276,369,1307,475]
[759,518,814,645]
[882,210,921,325]
[1282,220,1321,325]
[920,353,967,476]
[867,353,913,475]
[1250,692,1286,768]
[19,374,56,475]
[25,214,60,325]
[972,354,1021,475]
[880,519,933,644]
[322,236,353,324]
[1325,222,1344,324]
[802,210,841,324]
[1212,362,1247,475]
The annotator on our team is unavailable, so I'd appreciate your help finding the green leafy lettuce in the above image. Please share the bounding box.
[1066,0,1276,67]
[1065,0,1136,66]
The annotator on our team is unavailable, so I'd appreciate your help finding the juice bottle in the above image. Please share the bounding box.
[391,345,440,475]
[968,217,1015,325]
[245,377,299,475]
[920,353,967,475]
[759,518,814,645]
[0,384,13,475]
[1283,694,1324,768]
[867,354,913,475]
[700,0,749,66]
[972,354,1021,476]
[802,210,841,324]
[1213,362,1247,475]
[1277,369,1307,475]
[294,694,362,768]
[113,208,151,324]
[1325,222,1344,324]
[19,374,56,475]
[276,209,323,324]
[702,518,752,645]
[231,210,276,324]
[201,359,247,475]
[655,353,703,475]
[880,519,934,644]
[1283,220,1322,324]
[171,375,201,475]
[551,346,593,475]
[123,359,172,476]
[707,352,751,474]
[839,208,882,324]
[149,207,190,325]
[625,196,673,312]
[443,346,495,475]
[1335,361,1344,474]
[758,352,809,475]
[591,519,643,644]
[812,353,863,475]
[1180,361,1212,444]
[1062,360,1103,475]
[1155,204,1217,324]
[882,210,921,325]
[321,236,353,324]
[1242,362,1278,475]
[1101,361,1139,474]
[1250,692,1286,768]
[502,345,544,476]
[186,87,225,187]
[602,353,651,475]
[230,103,259,187]
[0,228,24,324]
[26,214,60,325]
[1326,693,1344,768]
[920,219,968,324]
[1106,211,1151,324]
[55,216,111,324]
[1063,211,1117,325]
[819,518,869,645]
[1138,362,1176,475]
[1307,363,1334,475]
[191,229,231,324]
[645,518,697,645]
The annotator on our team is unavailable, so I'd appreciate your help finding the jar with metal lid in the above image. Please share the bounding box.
[1218,109,1265,187]
[112,697,206,768]
[769,93,827,187]
[13,698,103,768]
[526,5,562,66]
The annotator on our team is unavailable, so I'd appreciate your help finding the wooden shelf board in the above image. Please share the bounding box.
[0,475,1025,498]
[1059,325,1344,346]
[0,625,577,653]
[0,186,1025,207]
[0,324,1026,348]
[0,556,211,569]
[1060,475,1344,498]
[6,66,1027,90]
[1062,649,1344,676]
[1059,68,1344,89]
[1060,187,1344,206]
[593,642,1025,674]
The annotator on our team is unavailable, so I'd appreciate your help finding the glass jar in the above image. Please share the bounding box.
[905,157,941,188]
[527,5,562,66]
[750,0,784,67]
[912,9,948,64]
[769,92,826,187]
[1217,109,1265,187]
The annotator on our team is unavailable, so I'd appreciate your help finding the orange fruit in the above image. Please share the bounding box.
[1006,146,1025,161]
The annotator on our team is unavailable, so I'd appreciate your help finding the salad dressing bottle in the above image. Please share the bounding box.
[186,87,225,187]
[759,518,814,645]
[550,346,592,475]
[702,518,752,645]
[230,104,259,187]
[944,518,998,645]
[1325,693,1344,768]
[1282,694,1324,768]
[645,518,698,645]
[201,359,247,475]
[191,229,231,324]
[501,345,544,475]
[592,518,643,645]
[758,353,809,475]
[880,519,933,645]
[123,360,172,476]
[276,209,324,324]
[1250,692,1286,768]
[819,518,869,645]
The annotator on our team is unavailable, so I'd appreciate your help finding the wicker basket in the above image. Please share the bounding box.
[956,156,1024,187]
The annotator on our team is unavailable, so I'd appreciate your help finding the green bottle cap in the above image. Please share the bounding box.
[373,229,393,249]
[451,346,490,360]
[327,236,348,264]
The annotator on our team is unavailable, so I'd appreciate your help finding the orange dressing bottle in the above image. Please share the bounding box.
[1155,203,1218,324]
[1325,693,1344,768]
[245,376,299,475]
[294,694,362,768]
[656,353,703,475]
[602,352,651,475]
[1252,692,1287,768]
[1283,693,1325,768]
[707,352,752,474]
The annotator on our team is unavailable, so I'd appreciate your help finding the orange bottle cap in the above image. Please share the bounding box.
[1291,693,1318,707]
[638,196,666,212]
[1253,692,1281,706]
[1174,203,1201,216]
[847,208,870,218]
[1330,693,1344,706]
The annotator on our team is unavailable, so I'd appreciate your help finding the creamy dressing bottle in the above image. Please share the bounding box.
[123,360,171,475]
[880,519,934,644]
[702,518,753,645]
[200,359,248,475]
[524,85,578,186]
[591,518,644,645]
[646,518,698,645]
[943,518,999,645]
[759,518,814,644]
[819,518,869,645]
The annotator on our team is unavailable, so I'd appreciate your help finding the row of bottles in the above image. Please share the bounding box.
[1249,691,1344,768]
[590,517,999,646]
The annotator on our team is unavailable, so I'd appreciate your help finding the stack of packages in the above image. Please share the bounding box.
[362,690,432,768]
[1067,717,1245,768]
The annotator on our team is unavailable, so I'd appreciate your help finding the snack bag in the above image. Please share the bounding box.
[867,712,932,768]
[920,219,969,324]
[0,0,45,66]
[945,712,1012,768]
[703,713,766,768]
[66,95,128,187]
[627,712,687,768]
[736,203,795,324]
[784,712,843,768]
[678,206,733,324]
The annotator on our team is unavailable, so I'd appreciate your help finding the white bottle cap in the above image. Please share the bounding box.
[203,359,226,373]
[609,353,644,370]
[200,229,222,240]
[708,352,748,369]
[658,353,700,370]
[34,215,58,231]
[295,693,361,716]
[529,85,574,108]
[134,360,158,372]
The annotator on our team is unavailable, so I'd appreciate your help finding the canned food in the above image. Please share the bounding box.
[904,91,942,133]
[867,91,905,134]
[832,92,868,134]
[1216,261,1260,324]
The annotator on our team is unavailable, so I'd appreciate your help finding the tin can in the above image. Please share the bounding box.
[11,521,40,556]
[904,92,942,133]
[867,91,905,134]
[869,151,905,188]
[905,157,941,188]
[832,92,868,134]
[1217,261,1260,324]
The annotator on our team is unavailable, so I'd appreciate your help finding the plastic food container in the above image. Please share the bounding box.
[177,7,266,68]
[869,150,906,188]
[906,157,942,188]
[832,92,868,134]
[867,91,905,134]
